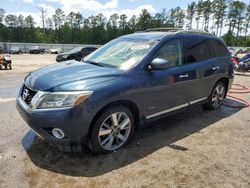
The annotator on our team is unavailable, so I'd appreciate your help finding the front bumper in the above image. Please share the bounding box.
[16,97,93,152]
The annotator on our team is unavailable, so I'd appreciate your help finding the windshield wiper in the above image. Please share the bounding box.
[84,60,117,68]
[84,60,105,67]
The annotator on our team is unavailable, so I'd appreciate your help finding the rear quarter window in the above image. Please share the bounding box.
[207,39,229,58]
[182,38,210,64]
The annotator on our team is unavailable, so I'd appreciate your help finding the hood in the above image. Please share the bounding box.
[58,52,69,56]
[25,60,122,91]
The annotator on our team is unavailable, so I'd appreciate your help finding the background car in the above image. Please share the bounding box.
[50,48,61,54]
[29,46,45,54]
[228,47,236,55]
[9,47,22,54]
[0,54,12,70]
[56,46,98,62]
[0,46,3,53]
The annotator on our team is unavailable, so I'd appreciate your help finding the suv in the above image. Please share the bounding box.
[16,29,234,154]
[29,46,45,54]
[56,47,98,62]
[9,47,22,54]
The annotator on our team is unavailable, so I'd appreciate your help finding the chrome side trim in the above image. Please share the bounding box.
[146,103,188,119]
[146,97,207,119]
[189,97,207,105]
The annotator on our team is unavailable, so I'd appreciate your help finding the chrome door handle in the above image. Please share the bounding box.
[212,66,220,70]
[179,74,189,78]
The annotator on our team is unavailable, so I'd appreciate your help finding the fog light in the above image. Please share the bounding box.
[52,128,65,139]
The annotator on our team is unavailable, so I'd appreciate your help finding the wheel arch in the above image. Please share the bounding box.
[216,77,229,94]
[87,100,140,139]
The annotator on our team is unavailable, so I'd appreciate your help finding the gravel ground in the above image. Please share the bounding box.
[0,54,250,188]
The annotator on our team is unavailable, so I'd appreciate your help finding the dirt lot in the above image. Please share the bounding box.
[0,54,250,188]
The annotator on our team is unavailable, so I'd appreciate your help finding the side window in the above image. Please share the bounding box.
[154,40,183,67]
[207,39,229,57]
[183,38,210,63]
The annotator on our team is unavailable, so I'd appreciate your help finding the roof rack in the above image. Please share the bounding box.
[145,28,183,32]
[142,28,213,35]
[176,30,213,35]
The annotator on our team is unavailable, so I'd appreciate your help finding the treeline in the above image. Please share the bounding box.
[0,0,250,46]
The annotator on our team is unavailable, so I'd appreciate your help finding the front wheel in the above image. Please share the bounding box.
[203,81,226,110]
[90,106,134,154]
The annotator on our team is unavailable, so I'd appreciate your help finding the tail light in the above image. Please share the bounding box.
[230,57,237,64]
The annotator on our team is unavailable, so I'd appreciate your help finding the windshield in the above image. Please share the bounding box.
[84,38,157,70]
[11,47,18,50]
[31,46,38,49]
[70,47,82,53]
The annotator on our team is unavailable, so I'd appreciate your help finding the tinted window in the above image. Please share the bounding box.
[207,39,229,57]
[154,40,183,67]
[82,48,95,52]
[183,38,210,63]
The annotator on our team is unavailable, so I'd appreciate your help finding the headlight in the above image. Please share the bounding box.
[62,55,68,59]
[30,91,93,109]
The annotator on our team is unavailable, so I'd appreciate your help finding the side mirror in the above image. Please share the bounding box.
[149,58,170,70]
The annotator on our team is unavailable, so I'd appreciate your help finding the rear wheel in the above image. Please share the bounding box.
[203,81,226,110]
[90,106,134,154]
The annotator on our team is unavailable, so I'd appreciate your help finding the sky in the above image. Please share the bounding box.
[1,0,249,27]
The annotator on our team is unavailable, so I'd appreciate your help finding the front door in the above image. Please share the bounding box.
[143,39,197,119]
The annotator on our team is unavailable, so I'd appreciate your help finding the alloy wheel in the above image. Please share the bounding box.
[98,112,131,151]
[212,84,226,109]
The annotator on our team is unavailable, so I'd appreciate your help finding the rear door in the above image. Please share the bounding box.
[194,39,231,97]
[181,37,217,100]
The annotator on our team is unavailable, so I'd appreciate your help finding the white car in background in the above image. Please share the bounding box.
[49,48,62,54]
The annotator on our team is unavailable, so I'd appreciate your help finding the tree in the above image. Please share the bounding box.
[17,15,25,27]
[244,2,250,37]
[106,13,119,41]
[46,18,53,29]
[89,13,106,44]
[24,15,35,28]
[213,0,227,36]
[5,14,18,27]
[0,8,5,24]
[1,2,250,46]
[52,8,65,42]
[195,0,203,30]
[39,7,47,36]
[228,0,245,36]
[128,15,137,32]
[235,1,246,39]
[53,8,65,30]
[186,2,196,29]
[119,14,128,34]
[202,0,212,31]
[152,8,170,28]
[169,7,185,28]
[24,15,36,42]
[137,9,152,30]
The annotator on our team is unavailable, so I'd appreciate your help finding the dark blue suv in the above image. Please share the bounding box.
[16,30,234,154]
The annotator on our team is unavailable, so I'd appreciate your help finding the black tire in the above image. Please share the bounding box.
[203,81,226,110]
[89,106,134,154]
[9,64,12,70]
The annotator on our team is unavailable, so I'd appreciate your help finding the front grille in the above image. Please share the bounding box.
[21,85,37,105]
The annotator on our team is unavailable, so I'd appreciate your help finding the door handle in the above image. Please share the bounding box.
[179,74,189,78]
[212,66,220,70]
